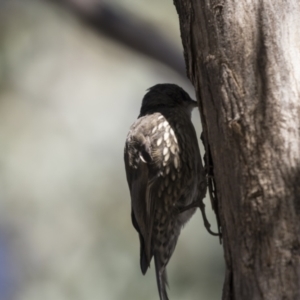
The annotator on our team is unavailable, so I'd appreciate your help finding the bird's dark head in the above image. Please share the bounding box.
[139,84,197,117]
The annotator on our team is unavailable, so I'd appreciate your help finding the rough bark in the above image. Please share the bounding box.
[173,1,300,299]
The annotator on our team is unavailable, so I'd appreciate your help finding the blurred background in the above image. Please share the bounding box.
[0,0,224,299]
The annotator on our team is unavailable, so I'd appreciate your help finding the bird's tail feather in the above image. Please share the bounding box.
[154,254,169,300]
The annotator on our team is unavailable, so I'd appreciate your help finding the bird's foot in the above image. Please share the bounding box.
[179,201,219,236]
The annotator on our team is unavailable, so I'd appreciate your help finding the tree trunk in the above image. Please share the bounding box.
[173,1,300,299]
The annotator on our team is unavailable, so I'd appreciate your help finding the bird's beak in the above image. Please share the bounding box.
[190,99,198,108]
[186,99,198,116]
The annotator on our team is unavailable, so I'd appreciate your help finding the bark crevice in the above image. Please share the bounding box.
[174,0,300,299]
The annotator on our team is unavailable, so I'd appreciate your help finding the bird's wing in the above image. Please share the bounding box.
[124,118,159,273]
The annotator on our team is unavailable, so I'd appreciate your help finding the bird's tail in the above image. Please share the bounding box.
[154,254,169,300]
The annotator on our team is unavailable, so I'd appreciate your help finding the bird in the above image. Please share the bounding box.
[124,83,214,300]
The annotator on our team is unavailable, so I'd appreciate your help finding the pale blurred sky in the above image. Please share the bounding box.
[0,1,224,299]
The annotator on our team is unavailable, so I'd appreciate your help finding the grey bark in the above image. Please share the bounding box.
[173,1,300,299]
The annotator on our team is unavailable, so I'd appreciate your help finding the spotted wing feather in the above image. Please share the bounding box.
[124,116,160,273]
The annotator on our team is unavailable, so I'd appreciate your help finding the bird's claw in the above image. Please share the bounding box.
[179,201,220,237]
